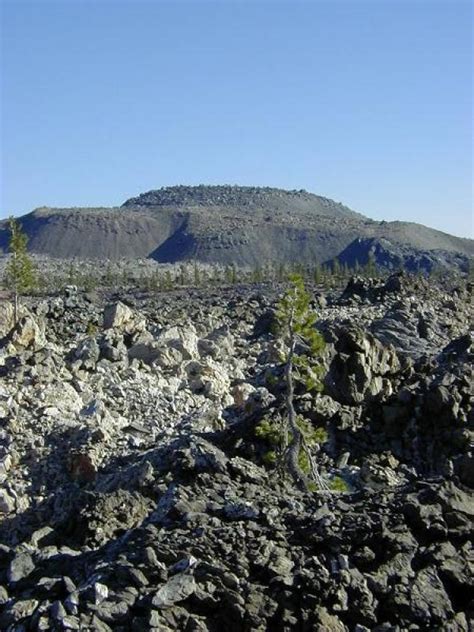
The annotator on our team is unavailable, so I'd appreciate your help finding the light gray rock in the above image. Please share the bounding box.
[0,489,15,514]
[103,301,145,334]
[8,551,35,584]
[0,301,15,338]
[152,574,196,608]
[7,314,46,350]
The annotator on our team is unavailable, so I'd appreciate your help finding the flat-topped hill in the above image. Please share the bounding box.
[122,185,363,219]
[0,185,472,272]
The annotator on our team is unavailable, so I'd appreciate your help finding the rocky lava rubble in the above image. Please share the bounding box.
[0,274,472,631]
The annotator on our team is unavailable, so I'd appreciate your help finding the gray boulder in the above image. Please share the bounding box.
[325,327,401,404]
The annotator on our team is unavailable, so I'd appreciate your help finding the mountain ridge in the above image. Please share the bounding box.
[0,185,472,272]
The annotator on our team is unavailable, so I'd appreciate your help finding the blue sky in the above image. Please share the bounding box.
[1,0,472,237]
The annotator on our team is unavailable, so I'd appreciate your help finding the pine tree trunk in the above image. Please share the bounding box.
[285,322,308,491]
[14,291,19,325]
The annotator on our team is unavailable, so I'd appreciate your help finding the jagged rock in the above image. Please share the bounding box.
[360,462,402,489]
[158,325,200,359]
[314,607,346,631]
[455,454,474,488]
[0,281,471,631]
[0,585,9,605]
[253,308,278,337]
[71,336,100,370]
[103,301,145,334]
[99,331,128,363]
[223,501,259,521]
[69,451,97,483]
[128,325,202,367]
[339,272,404,305]
[0,488,15,513]
[152,574,196,608]
[0,301,15,338]
[184,359,234,406]
[94,582,109,604]
[325,327,401,404]
[128,340,162,364]
[372,300,443,357]
[388,567,453,624]
[8,551,35,583]
[174,437,229,474]
[7,314,46,350]
[232,382,256,407]
[69,489,154,546]
[0,598,39,626]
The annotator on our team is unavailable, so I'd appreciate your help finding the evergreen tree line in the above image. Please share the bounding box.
[49,256,383,292]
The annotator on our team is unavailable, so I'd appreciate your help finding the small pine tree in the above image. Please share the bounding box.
[162,270,173,291]
[179,264,187,286]
[4,217,36,323]
[275,274,328,491]
[331,257,341,279]
[252,265,263,284]
[230,264,237,285]
[147,271,160,291]
[81,272,97,292]
[313,263,323,284]
[67,263,77,286]
[467,257,474,283]
[212,267,221,286]
[104,263,114,287]
[224,266,233,285]
[365,252,377,278]
[277,263,286,283]
[193,262,201,286]
[36,271,48,294]
[322,263,334,288]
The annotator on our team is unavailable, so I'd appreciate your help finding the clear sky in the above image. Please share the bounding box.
[1,0,472,237]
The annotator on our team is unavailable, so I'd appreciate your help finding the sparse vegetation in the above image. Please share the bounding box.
[329,475,350,493]
[274,274,328,491]
[255,416,328,480]
[0,248,467,298]
[86,321,98,337]
[0,259,471,630]
[3,217,36,322]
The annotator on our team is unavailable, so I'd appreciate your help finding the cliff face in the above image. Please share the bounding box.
[0,186,472,272]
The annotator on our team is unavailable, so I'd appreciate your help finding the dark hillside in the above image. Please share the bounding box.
[1,186,472,272]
